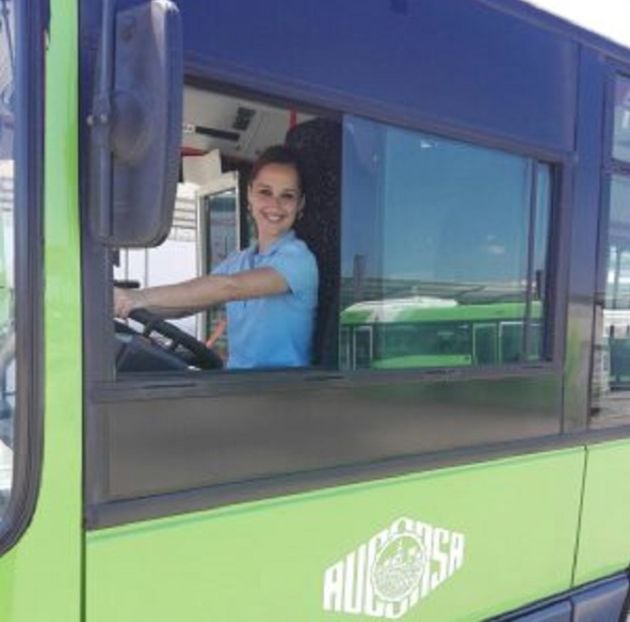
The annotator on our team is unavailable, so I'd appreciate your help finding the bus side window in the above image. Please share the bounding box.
[591,74,630,418]
[339,116,553,372]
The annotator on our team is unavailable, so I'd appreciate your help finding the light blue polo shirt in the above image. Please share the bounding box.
[212,231,318,369]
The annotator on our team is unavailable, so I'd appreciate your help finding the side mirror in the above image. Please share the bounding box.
[89,0,183,247]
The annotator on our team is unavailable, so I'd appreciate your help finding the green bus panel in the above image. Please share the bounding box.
[86,449,583,622]
[574,439,630,585]
[0,0,82,620]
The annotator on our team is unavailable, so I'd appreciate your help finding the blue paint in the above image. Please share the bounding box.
[178,0,576,151]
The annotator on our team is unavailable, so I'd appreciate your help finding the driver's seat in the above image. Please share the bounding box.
[286,118,342,368]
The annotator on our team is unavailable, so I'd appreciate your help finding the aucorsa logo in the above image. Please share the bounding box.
[323,516,465,619]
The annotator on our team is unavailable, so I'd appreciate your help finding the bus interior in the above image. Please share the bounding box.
[113,86,343,373]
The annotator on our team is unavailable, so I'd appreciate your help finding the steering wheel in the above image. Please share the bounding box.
[115,308,224,372]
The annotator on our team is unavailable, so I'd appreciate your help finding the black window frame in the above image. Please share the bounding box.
[0,0,45,555]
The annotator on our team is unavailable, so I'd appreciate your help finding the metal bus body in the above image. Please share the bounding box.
[1,1,630,621]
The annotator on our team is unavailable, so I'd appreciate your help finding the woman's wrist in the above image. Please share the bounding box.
[133,288,149,311]
[113,287,147,318]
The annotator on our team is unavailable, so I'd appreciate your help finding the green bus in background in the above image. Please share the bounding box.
[340,300,543,370]
[2,0,630,621]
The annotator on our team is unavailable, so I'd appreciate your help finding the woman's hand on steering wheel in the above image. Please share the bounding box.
[114,287,146,319]
[115,308,223,371]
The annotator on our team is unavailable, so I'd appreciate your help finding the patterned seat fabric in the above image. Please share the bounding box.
[286,118,342,367]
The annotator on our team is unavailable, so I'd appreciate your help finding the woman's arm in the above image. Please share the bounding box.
[114,268,289,319]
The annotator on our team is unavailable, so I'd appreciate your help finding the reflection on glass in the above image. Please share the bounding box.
[593,175,630,420]
[340,116,551,371]
[203,189,239,358]
[613,77,630,163]
[204,190,239,272]
[0,0,14,521]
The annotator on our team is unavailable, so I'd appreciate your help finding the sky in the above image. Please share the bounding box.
[524,0,630,47]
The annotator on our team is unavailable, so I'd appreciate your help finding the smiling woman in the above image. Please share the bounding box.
[114,145,319,369]
[247,148,305,251]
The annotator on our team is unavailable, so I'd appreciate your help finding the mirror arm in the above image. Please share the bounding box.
[88,0,116,239]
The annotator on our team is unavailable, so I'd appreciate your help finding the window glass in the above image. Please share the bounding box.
[474,324,498,365]
[613,76,630,163]
[0,0,15,520]
[340,116,551,371]
[592,175,630,417]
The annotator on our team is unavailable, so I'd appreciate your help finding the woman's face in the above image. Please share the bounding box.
[248,163,303,243]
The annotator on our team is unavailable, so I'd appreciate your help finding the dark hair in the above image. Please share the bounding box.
[249,145,306,196]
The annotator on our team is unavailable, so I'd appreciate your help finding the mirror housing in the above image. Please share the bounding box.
[89,0,182,247]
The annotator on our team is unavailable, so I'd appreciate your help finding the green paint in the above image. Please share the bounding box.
[341,301,542,325]
[0,0,83,620]
[86,449,583,622]
[574,439,630,585]
[372,354,472,369]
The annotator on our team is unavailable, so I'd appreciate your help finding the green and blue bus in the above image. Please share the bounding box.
[1,0,630,620]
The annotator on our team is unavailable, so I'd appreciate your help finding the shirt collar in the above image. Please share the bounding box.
[250,229,296,257]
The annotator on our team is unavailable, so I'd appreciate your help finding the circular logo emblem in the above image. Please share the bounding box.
[371,533,427,602]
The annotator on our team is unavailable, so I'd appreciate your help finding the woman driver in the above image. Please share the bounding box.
[114,145,319,369]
